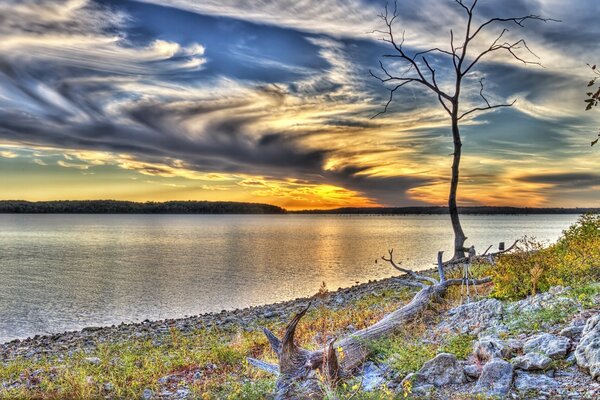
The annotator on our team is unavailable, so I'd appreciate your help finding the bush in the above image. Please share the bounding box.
[491,213,600,300]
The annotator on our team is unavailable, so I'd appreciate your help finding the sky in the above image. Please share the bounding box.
[0,0,599,210]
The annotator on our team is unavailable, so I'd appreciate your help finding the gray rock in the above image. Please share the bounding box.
[192,371,202,381]
[524,333,570,359]
[575,313,600,381]
[85,356,101,365]
[417,353,466,387]
[514,371,559,392]
[142,388,153,399]
[475,358,514,397]
[511,353,553,371]
[560,325,585,340]
[103,382,114,392]
[437,299,504,335]
[464,364,482,379]
[411,384,434,397]
[360,362,388,391]
[507,286,577,315]
[474,336,513,362]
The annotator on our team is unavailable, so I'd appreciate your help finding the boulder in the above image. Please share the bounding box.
[417,353,466,387]
[575,314,600,381]
[514,371,559,392]
[437,299,504,335]
[523,333,570,359]
[474,336,513,362]
[475,358,514,397]
[511,352,552,371]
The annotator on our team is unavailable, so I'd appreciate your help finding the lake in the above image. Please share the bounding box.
[0,214,579,343]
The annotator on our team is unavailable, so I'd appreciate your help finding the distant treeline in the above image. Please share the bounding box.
[0,201,597,215]
[0,200,286,214]
[292,206,600,215]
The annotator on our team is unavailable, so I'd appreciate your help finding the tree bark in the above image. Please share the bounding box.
[449,115,467,260]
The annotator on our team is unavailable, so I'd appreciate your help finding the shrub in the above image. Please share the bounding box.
[491,214,600,300]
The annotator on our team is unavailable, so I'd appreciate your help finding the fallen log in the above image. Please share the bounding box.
[249,249,492,399]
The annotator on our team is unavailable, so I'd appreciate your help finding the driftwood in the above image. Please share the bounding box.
[249,249,494,399]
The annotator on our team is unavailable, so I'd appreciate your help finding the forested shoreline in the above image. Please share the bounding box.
[1,200,598,215]
[0,200,285,214]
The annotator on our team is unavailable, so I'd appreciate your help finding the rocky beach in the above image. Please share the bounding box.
[2,273,599,399]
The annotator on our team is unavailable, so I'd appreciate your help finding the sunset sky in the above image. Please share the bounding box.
[1,0,599,210]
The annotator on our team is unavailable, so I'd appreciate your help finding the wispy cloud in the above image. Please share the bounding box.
[0,0,599,208]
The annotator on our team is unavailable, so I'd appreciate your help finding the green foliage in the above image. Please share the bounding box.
[439,334,476,360]
[368,337,437,378]
[491,214,600,300]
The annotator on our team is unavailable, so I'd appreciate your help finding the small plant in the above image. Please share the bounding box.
[368,336,437,378]
[439,334,476,360]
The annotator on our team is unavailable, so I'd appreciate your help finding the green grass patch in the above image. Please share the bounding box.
[439,334,476,360]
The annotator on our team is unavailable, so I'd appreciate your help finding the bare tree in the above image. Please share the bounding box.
[371,0,555,260]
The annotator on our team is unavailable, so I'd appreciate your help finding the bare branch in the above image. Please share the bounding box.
[458,98,516,120]
[381,249,439,285]
[370,80,414,119]
[478,78,491,108]
[470,15,560,42]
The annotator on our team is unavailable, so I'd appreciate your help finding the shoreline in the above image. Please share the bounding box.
[1,274,413,362]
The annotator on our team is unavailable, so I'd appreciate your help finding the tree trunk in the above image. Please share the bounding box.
[250,263,492,399]
[449,113,467,260]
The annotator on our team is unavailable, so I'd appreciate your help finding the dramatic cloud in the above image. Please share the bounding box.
[0,0,599,208]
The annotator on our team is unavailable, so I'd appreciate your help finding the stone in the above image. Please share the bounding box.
[416,353,466,387]
[103,382,114,392]
[360,362,388,391]
[475,358,514,397]
[410,384,434,397]
[575,314,600,381]
[192,371,202,381]
[507,286,577,315]
[84,356,101,365]
[464,364,482,379]
[437,299,504,335]
[560,325,585,340]
[474,336,513,362]
[514,371,559,392]
[524,333,570,359]
[511,352,553,371]
[142,388,153,399]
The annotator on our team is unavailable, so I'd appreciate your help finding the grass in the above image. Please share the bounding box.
[0,286,418,399]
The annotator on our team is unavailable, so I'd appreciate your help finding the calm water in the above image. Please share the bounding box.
[0,214,578,343]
